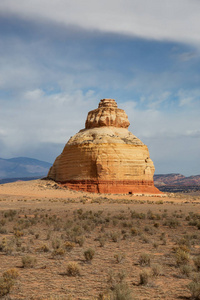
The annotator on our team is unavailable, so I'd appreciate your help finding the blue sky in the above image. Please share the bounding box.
[0,0,200,175]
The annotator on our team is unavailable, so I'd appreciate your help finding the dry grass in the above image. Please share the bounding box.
[0,180,200,299]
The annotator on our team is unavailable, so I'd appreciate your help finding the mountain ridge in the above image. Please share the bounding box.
[0,157,52,179]
[154,173,200,186]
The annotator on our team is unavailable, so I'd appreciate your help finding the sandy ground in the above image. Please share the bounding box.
[0,179,183,202]
[0,179,200,300]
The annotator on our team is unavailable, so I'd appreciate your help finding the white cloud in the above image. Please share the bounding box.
[0,0,200,47]
[178,89,200,107]
[0,89,98,157]
[120,100,200,175]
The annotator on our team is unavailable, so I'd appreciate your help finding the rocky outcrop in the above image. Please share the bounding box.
[48,99,162,194]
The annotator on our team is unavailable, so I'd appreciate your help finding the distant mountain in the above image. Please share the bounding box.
[0,157,52,180]
[154,174,200,186]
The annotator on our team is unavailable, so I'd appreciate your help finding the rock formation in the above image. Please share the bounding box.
[48,99,162,194]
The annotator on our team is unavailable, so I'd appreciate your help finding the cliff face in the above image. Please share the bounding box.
[48,99,162,194]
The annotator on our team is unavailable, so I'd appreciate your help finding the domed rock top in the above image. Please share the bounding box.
[98,98,118,107]
[85,98,130,129]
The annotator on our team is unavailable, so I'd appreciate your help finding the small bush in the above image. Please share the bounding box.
[64,241,75,251]
[180,265,193,277]
[107,270,127,291]
[188,275,200,299]
[0,237,7,252]
[164,218,179,228]
[151,264,163,277]
[4,210,17,218]
[22,255,37,268]
[0,277,13,297]
[66,262,80,276]
[36,244,49,252]
[110,282,133,300]
[130,227,138,236]
[0,227,7,234]
[52,248,65,258]
[175,248,190,266]
[139,253,151,266]
[84,248,95,262]
[75,236,84,247]
[139,269,151,285]
[111,232,119,243]
[98,236,106,247]
[52,238,61,249]
[194,255,200,271]
[114,253,125,264]
[0,268,19,297]
[3,268,19,280]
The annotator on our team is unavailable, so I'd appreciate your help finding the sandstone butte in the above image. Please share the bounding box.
[48,99,162,194]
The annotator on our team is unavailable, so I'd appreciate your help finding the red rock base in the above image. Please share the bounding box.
[58,179,163,194]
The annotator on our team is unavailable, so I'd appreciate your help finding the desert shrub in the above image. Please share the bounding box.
[52,238,61,249]
[4,210,17,218]
[164,218,179,228]
[52,248,65,258]
[180,264,193,277]
[131,211,146,219]
[177,237,190,248]
[22,255,37,268]
[130,227,138,236]
[0,227,7,234]
[110,282,133,300]
[35,233,40,239]
[75,236,84,247]
[0,238,7,251]
[66,262,80,276]
[139,253,151,266]
[140,234,150,244]
[114,253,125,264]
[152,241,158,249]
[144,225,153,234]
[187,274,200,299]
[0,219,6,226]
[14,230,24,237]
[64,241,75,251]
[107,270,127,289]
[147,210,158,220]
[197,222,200,230]
[3,268,19,280]
[98,236,106,247]
[36,244,49,252]
[111,232,119,243]
[175,248,190,266]
[160,232,166,240]
[84,248,95,262]
[194,255,200,271]
[151,264,163,277]
[139,269,151,285]
[0,277,13,297]
[0,238,13,255]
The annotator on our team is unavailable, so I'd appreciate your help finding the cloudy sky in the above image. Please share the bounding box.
[0,0,200,175]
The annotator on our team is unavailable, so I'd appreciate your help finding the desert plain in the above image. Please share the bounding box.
[0,179,200,300]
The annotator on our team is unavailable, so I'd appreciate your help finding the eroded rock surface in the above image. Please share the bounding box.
[48,99,162,194]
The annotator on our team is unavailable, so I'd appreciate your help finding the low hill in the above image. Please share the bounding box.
[154,173,200,186]
[0,157,52,180]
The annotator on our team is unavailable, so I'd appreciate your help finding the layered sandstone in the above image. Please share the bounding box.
[48,99,162,194]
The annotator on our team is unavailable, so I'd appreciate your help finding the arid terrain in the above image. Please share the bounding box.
[0,180,200,299]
